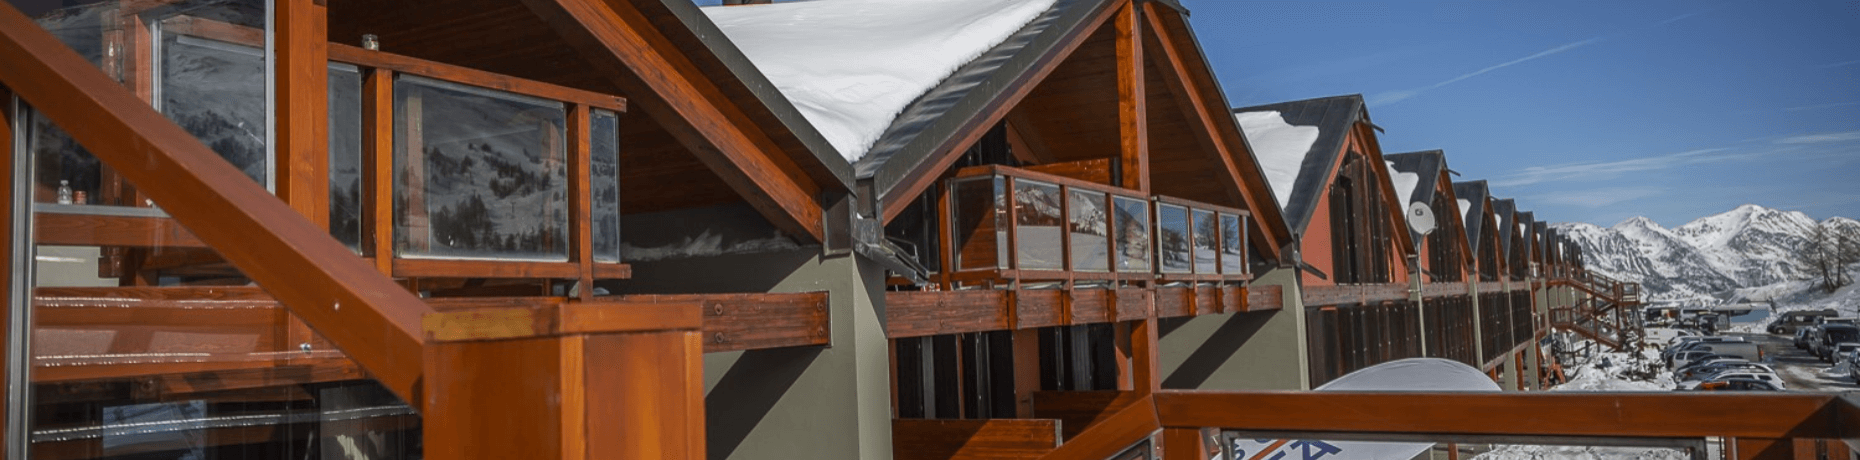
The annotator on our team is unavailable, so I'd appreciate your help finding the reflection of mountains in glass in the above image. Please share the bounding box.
[162,33,268,184]
[396,77,568,261]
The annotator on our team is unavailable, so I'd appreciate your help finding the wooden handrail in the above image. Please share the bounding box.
[0,3,431,404]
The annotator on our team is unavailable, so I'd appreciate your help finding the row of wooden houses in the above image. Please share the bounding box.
[0,0,1853,459]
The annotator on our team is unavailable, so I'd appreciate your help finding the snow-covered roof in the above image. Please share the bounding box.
[1385,160,1420,208]
[1234,111,1319,210]
[704,0,1057,162]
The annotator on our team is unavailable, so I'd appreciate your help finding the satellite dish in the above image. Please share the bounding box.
[1406,202,1437,235]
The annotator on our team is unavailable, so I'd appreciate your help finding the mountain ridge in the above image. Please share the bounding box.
[1554,204,1856,304]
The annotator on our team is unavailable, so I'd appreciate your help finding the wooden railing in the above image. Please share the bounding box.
[937,164,1251,290]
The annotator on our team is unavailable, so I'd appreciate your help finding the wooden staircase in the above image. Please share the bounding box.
[1549,272,1643,351]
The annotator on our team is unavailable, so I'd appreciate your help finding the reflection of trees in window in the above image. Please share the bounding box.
[1113,197,1150,272]
[393,76,568,261]
[161,33,268,184]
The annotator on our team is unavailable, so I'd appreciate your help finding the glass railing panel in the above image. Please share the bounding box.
[392,74,569,262]
[329,63,364,251]
[950,176,1006,271]
[1191,209,1218,274]
[1157,203,1191,274]
[590,109,621,263]
[1219,213,1245,275]
[1068,189,1109,272]
[157,27,268,185]
[1013,179,1063,271]
[1112,196,1150,273]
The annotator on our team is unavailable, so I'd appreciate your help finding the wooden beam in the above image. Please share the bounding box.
[892,419,1061,460]
[0,3,430,403]
[520,0,826,242]
[275,0,329,226]
[328,44,626,112]
[1153,391,1845,440]
[1034,395,1159,460]
[1114,1,1148,193]
[614,292,830,353]
[1031,391,1144,441]
[1139,5,1287,257]
[34,212,205,248]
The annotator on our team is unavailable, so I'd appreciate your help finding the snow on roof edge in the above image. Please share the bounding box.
[703,0,1058,162]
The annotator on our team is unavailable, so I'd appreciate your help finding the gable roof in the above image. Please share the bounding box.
[1232,94,1367,234]
[1451,181,1490,254]
[1383,150,1443,209]
[1491,199,1517,258]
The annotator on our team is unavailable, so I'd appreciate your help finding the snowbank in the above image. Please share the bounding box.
[704,0,1057,161]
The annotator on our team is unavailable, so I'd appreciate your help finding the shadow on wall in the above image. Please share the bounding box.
[1161,311,1274,389]
[705,347,822,460]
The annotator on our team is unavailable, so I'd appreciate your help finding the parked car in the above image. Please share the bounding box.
[1795,327,1818,350]
[1767,309,1838,335]
[1833,342,1860,364]
[1663,336,1748,361]
[1678,372,1786,390]
[1670,351,1739,370]
[1810,324,1860,360]
[1688,378,1783,392]
[1849,350,1860,384]
[1675,362,1775,383]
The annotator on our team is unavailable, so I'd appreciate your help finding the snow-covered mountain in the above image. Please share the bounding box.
[1553,205,1856,304]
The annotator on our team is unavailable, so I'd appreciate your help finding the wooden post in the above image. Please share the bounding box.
[275,0,329,224]
[568,105,594,299]
[422,301,705,460]
[364,68,394,273]
[1114,1,1147,193]
[1161,427,1206,460]
[1731,438,1794,460]
[1014,328,1043,417]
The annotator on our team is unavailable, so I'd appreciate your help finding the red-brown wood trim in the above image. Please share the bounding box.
[0,3,430,403]
[521,0,827,242]
[1,85,11,454]
[569,105,595,300]
[613,292,830,353]
[329,44,626,112]
[276,0,329,226]
[891,419,1061,460]
[1115,0,1149,194]
[363,68,394,274]
[33,212,206,248]
[877,0,1125,225]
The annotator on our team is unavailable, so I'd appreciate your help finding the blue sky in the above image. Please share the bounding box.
[1187,0,1860,228]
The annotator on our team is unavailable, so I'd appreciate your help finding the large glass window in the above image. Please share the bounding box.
[1067,189,1109,272]
[392,75,569,261]
[1220,213,1245,275]
[329,64,364,250]
[158,30,268,185]
[1112,196,1150,273]
[1192,209,1218,274]
[591,109,622,264]
[950,177,1006,271]
[1012,179,1063,271]
[1157,204,1190,274]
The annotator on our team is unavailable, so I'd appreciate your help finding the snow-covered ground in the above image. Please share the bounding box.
[1466,340,1691,460]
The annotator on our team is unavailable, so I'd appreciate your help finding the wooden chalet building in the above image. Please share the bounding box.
[1,0,1855,459]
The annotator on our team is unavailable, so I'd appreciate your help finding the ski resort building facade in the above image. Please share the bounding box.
[0,0,1855,459]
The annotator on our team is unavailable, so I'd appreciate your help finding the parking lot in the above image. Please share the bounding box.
[1723,332,1858,392]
